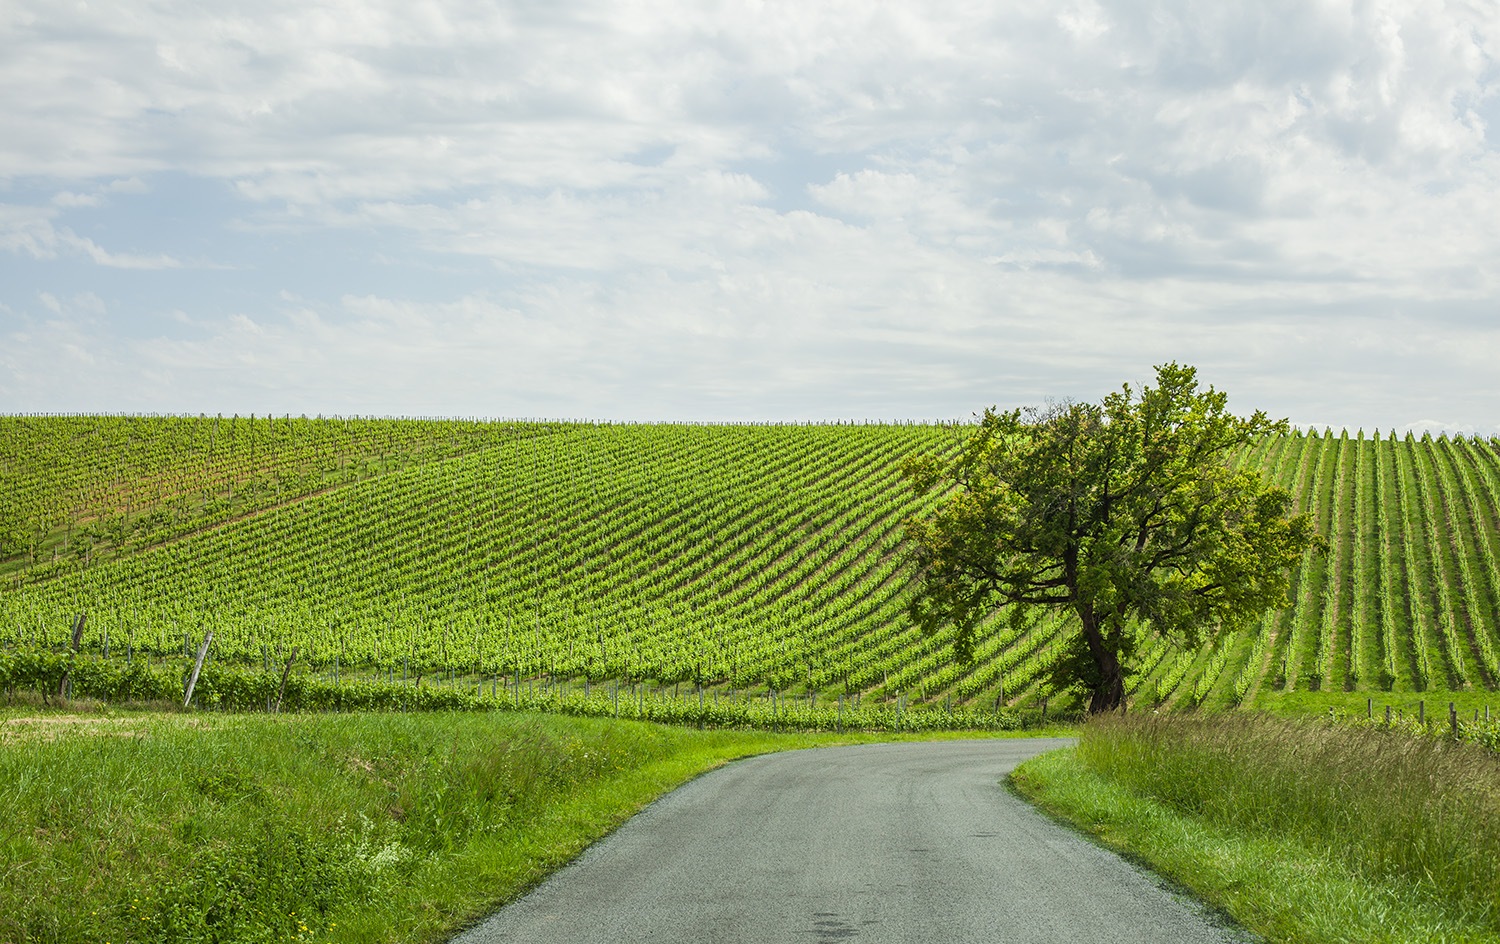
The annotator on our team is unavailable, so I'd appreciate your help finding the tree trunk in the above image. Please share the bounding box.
[1077,606,1125,713]
[1087,658,1125,714]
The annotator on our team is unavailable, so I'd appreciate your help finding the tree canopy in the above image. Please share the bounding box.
[900,363,1324,713]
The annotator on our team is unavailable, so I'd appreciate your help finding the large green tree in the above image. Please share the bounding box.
[901,363,1323,713]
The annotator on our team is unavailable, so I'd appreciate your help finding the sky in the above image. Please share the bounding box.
[2,0,1498,433]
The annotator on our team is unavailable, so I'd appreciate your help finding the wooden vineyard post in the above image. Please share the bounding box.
[1367,697,1373,720]
[183,631,215,709]
[837,692,843,733]
[1419,700,1425,726]
[57,612,87,701]
[274,647,299,713]
[1385,705,1392,724]
[1450,702,1458,738]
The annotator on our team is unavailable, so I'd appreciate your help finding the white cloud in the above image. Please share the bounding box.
[104,177,149,194]
[1,0,1499,423]
[1398,420,1500,439]
[0,205,63,259]
[52,191,102,207]
[48,177,149,208]
[62,231,183,270]
[1,206,183,268]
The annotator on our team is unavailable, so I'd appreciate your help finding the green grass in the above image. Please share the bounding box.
[1012,712,1500,944]
[1255,688,1500,721]
[0,702,1058,944]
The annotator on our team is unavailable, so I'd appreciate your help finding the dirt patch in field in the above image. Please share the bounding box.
[0,715,153,744]
[0,714,228,744]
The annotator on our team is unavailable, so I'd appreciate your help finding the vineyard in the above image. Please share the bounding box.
[0,413,547,581]
[2,415,1499,712]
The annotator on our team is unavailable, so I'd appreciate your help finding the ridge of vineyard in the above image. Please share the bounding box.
[0,413,558,581]
[3,416,1499,708]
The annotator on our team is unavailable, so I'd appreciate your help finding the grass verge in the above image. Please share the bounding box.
[0,705,1058,944]
[1253,688,1500,720]
[1011,713,1500,944]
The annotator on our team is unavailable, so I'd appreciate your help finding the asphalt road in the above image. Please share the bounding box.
[451,738,1254,944]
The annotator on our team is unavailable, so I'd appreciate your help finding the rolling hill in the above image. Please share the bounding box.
[3,415,1499,710]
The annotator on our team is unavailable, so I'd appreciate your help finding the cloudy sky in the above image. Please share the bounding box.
[2,0,1498,432]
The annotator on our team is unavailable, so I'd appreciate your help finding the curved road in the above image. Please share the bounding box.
[452,739,1253,944]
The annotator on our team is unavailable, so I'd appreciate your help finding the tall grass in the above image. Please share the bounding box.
[0,710,831,944]
[1078,712,1500,928]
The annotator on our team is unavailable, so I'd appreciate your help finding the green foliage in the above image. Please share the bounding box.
[902,364,1324,711]
[3,421,1011,703]
[0,649,1038,732]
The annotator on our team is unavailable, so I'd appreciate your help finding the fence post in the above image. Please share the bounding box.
[1450,702,1458,738]
[57,613,88,701]
[1419,700,1425,726]
[183,631,214,709]
[274,647,299,713]
[1367,697,1372,720]
[1385,705,1391,725]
